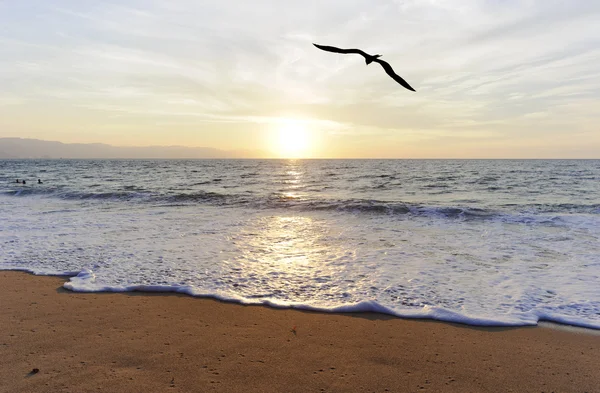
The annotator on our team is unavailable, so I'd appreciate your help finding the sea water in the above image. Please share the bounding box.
[1,159,599,328]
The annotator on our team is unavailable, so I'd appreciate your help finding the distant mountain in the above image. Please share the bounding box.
[0,138,264,159]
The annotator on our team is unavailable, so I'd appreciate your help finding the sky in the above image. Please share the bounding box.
[1,0,599,158]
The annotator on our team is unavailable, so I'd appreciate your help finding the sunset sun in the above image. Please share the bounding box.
[276,122,311,158]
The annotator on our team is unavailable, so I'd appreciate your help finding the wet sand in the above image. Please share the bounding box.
[1,271,598,393]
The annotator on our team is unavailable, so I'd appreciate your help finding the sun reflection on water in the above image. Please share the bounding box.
[277,161,307,201]
[221,213,356,304]
[244,216,323,266]
[216,159,367,304]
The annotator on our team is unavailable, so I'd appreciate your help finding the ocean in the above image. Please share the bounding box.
[1,159,599,329]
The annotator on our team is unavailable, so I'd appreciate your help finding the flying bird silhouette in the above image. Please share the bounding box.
[313,43,416,92]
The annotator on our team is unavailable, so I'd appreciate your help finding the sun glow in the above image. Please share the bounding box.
[276,122,311,158]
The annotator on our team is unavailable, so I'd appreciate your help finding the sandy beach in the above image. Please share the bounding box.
[0,271,598,393]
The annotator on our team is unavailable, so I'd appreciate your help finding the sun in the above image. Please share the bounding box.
[276,122,311,158]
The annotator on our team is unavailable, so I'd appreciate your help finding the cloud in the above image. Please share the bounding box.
[0,0,599,156]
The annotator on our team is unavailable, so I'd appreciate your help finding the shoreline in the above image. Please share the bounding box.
[7,268,600,333]
[2,270,599,392]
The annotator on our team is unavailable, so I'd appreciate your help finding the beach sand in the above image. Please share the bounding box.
[1,271,598,393]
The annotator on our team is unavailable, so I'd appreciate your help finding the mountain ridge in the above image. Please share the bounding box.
[0,138,264,159]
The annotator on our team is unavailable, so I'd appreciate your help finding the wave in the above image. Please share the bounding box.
[3,188,152,201]
[503,203,600,214]
[3,186,599,219]
[3,267,598,330]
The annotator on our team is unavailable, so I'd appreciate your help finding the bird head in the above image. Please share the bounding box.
[365,54,382,65]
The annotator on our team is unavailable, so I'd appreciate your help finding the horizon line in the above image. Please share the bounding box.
[3,157,600,161]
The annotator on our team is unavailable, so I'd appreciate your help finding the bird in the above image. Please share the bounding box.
[312,43,416,92]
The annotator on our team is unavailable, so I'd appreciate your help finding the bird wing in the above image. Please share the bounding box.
[373,58,416,92]
[313,43,371,59]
